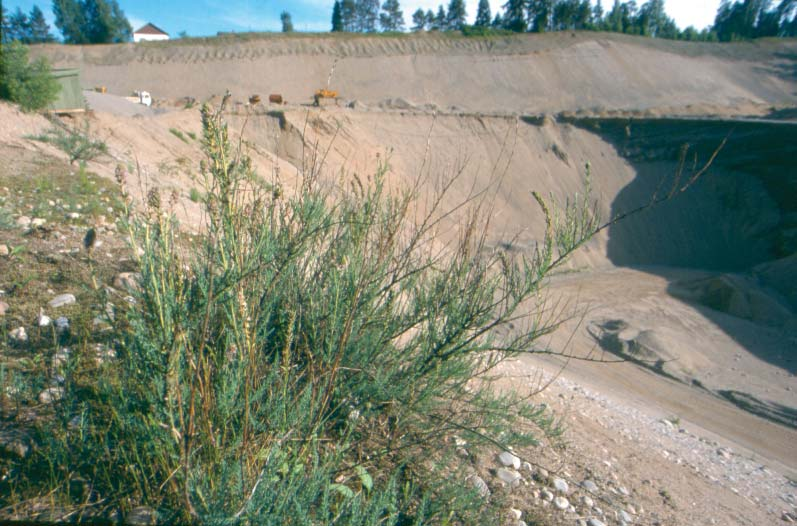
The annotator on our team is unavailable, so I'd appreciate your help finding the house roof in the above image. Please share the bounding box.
[134,23,169,36]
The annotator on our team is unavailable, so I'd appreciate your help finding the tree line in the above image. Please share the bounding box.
[330,0,797,41]
[1,0,131,44]
[1,0,795,44]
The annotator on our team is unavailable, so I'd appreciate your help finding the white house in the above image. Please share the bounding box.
[133,23,169,43]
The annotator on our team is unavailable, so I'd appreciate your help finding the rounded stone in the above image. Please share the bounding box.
[581,479,599,493]
[587,519,606,526]
[39,386,65,404]
[498,451,521,469]
[125,506,158,525]
[48,294,76,309]
[553,477,569,493]
[497,468,522,486]
[553,496,569,510]
[10,326,27,343]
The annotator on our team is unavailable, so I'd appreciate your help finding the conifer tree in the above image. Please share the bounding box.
[341,0,357,30]
[502,0,526,31]
[379,0,404,31]
[425,9,435,28]
[592,0,604,27]
[411,7,427,30]
[53,0,130,43]
[331,0,344,31]
[446,0,467,30]
[28,6,55,42]
[433,5,446,29]
[356,0,380,31]
[280,11,293,32]
[7,7,28,42]
[475,0,492,26]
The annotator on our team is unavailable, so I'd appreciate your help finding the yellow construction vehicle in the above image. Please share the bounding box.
[314,59,339,106]
[313,88,338,106]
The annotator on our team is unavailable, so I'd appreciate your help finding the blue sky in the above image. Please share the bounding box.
[3,0,722,37]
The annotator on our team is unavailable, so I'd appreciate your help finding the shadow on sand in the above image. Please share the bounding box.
[564,116,797,423]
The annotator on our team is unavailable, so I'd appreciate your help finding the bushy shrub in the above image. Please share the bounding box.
[4,96,599,524]
[30,122,108,164]
[0,41,61,112]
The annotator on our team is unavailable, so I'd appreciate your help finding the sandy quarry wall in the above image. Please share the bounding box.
[221,108,794,273]
[32,33,797,116]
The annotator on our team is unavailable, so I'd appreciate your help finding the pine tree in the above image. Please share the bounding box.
[502,0,526,31]
[53,0,86,43]
[446,0,467,30]
[425,9,436,28]
[433,5,447,30]
[475,0,492,26]
[341,0,357,30]
[356,0,380,31]
[527,0,554,32]
[379,0,404,31]
[411,8,427,30]
[1,5,6,43]
[280,11,294,32]
[28,6,55,43]
[592,0,604,28]
[332,0,344,31]
[492,11,504,27]
[7,7,28,42]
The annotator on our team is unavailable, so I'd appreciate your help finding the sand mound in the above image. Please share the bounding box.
[670,274,794,329]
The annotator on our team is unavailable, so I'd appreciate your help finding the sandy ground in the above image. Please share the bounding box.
[32,32,797,117]
[4,31,797,525]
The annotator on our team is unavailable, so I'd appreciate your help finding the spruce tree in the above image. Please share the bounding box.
[425,9,436,28]
[592,0,604,28]
[502,0,526,31]
[434,4,447,30]
[341,0,357,30]
[356,0,380,31]
[1,4,6,43]
[379,0,404,31]
[446,0,467,30]
[7,7,28,42]
[28,6,55,43]
[332,1,344,31]
[280,11,293,32]
[411,8,427,30]
[492,11,504,27]
[475,0,492,26]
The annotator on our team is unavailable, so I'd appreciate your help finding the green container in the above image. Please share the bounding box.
[48,68,85,112]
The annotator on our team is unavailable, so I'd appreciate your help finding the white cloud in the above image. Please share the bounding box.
[664,0,720,30]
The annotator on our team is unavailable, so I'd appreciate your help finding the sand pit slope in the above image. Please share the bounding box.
[32,32,797,116]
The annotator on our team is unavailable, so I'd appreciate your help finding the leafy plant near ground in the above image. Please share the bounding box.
[0,41,61,112]
[2,97,599,524]
[169,127,189,143]
[30,122,108,165]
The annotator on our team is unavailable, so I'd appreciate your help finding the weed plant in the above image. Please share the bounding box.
[30,122,108,165]
[2,97,599,525]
